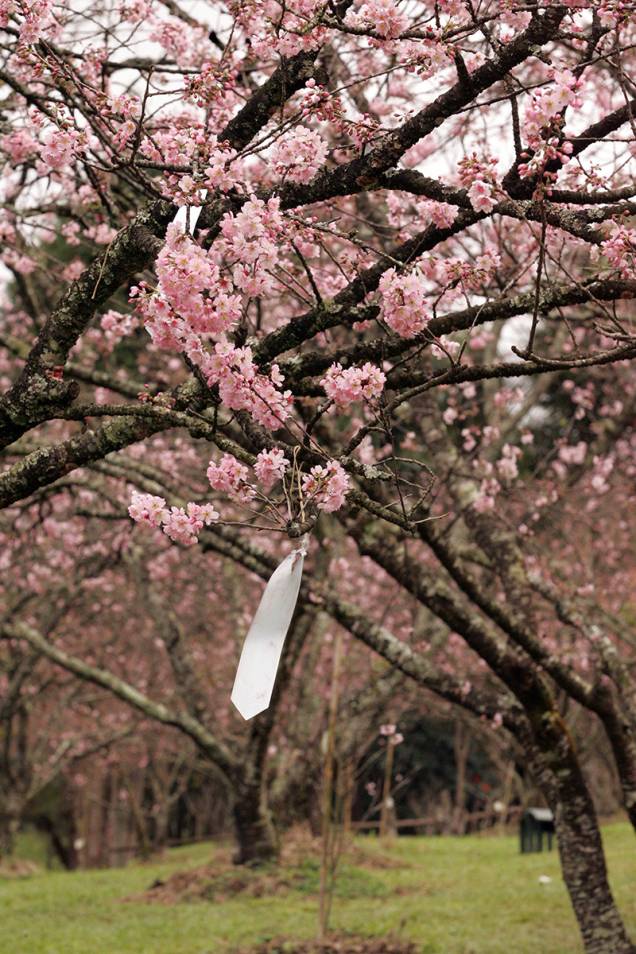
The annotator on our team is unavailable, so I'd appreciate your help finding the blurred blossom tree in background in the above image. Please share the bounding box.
[1,1,636,951]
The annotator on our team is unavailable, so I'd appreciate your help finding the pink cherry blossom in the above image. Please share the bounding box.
[321,362,386,407]
[378,267,432,338]
[129,492,218,546]
[99,310,136,347]
[202,343,292,431]
[467,180,497,213]
[601,224,636,279]
[254,449,290,492]
[128,492,168,527]
[39,129,84,171]
[207,454,255,502]
[302,460,350,513]
[270,127,328,184]
[345,0,409,39]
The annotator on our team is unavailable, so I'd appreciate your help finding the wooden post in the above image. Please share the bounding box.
[379,738,395,840]
[452,721,470,835]
[342,758,354,838]
[319,630,344,940]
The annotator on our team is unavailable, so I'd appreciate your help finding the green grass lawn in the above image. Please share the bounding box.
[1,823,634,954]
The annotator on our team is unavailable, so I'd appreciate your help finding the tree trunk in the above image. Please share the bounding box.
[597,693,636,835]
[452,721,470,835]
[232,610,316,866]
[0,790,24,859]
[232,782,278,866]
[33,814,79,870]
[0,811,19,859]
[151,805,171,853]
[524,731,636,954]
[556,807,635,954]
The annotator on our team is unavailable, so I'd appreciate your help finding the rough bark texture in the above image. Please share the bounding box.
[523,733,636,954]
[598,694,636,834]
[0,813,18,858]
[232,781,279,867]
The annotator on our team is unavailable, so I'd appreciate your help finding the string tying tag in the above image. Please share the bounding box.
[231,537,308,720]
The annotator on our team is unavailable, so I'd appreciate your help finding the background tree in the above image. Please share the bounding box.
[1,2,636,951]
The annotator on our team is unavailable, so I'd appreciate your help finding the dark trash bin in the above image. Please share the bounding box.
[520,807,555,853]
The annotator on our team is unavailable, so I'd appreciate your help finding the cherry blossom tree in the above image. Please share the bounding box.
[1,1,636,951]
[0,627,134,861]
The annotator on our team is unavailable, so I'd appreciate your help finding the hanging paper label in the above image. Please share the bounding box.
[172,193,207,233]
[231,541,307,720]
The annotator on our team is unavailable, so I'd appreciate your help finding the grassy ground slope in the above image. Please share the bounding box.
[1,822,634,954]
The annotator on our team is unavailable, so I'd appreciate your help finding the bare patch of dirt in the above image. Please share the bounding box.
[236,936,418,954]
[124,826,414,905]
[281,827,409,871]
[0,858,41,878]
[125,863,297,904]
[343,842,410,871]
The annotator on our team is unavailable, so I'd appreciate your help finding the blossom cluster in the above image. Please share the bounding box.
[433,251,501,292]
[253,449,290,492]
[524,69,579,150]
[147,14,214,69]
[378,249,499,338]
[518,69,580,179]
[234,0,328,58]
[345,0,409,39]
[321,362,386,407]
[40,128,87,173]
[204,343,293,430]
[206,454,255,503]
[6,88,129,183]
[467,180,498,214]
[0,128,39,165]
[378,267,432,338]
[270,126,328,184]
[301,460,350,513]
[217,194,287,297]
[106,94,142,150]
[496,444,522,482]
[458,154,499,213]
[140,128,240,202]
[589,455,614,495]
[132,200,293,430]
[99,310,137,348]
[207,449,291,499]
[206,451,350,514]
[134,222,241,343]
[601,223,636,279]
[184,62,237,110]
[297,79,343,125]
[386,192,456,235]
[472,477,502,514]
[295,79,382,150]
[128,492,219,547]
[2,0,55,45]
[379,723,404,745]
[129,448,349,550]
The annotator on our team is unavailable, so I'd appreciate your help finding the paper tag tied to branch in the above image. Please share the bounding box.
[172,199,205,234]
[231,537,308,720]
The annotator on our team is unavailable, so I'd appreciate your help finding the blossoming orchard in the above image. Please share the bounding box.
[1,1,636,952]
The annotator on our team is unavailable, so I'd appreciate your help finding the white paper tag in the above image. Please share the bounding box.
[231,540,307,720]
[172,193,207,233]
